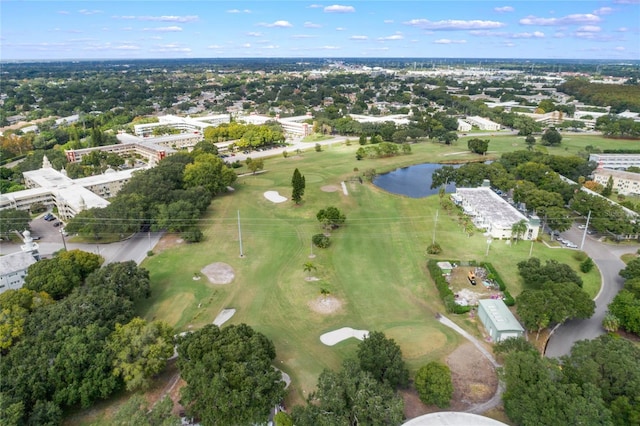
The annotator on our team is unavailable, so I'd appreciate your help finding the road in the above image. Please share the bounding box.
[1,228,163,266]
[225,135,349,164]
[544,225,639,358]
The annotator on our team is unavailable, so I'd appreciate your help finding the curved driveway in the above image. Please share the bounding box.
[544,226,639,358]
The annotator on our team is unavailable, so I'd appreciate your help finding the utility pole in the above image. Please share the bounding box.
[60,230,67,251]
[237,210,244,258]
[432,209,439,245]
[580,210,591,250]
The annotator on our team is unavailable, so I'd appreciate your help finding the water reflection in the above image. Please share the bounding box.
[372,163,459,198]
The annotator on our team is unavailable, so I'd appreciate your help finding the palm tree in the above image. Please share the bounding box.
[303,262,316,279]
[511,219,528,244]
[320,288,330,301]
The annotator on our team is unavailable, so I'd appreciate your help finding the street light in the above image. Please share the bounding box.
[485,238,492,256]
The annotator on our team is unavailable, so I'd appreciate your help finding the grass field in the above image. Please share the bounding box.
[137,135,607,406]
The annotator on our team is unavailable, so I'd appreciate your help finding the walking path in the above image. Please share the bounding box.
[437,314,504,414]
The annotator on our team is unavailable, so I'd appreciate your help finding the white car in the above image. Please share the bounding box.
[577,225,586,230]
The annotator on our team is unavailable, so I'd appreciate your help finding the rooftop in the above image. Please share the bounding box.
[456,187,528,229]
[0,251,37,275]
[478,299,524,333]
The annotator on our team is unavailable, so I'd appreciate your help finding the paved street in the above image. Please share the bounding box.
[544,225,639,358]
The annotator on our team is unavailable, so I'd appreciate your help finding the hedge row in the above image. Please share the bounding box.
[603,149,640,154]
[427,259,471,314]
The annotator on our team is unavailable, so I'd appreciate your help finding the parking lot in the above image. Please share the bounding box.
[29,212,67,243]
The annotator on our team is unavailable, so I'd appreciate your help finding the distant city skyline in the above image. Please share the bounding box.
[1,1,639,61]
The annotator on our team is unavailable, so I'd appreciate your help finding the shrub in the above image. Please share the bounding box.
[147,250,154,257]
[482,262,506,291]
[580,257,594,273]
[426,243,442,255]
[503,290,515,306]
[312,233,331,248]
[415,362,453,408]
[282,150,288,158]
[315,143,322,152]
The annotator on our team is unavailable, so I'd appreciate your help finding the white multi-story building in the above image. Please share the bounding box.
[133,114,230,137]
[593,168,640,196]
[589,154,640,170]
[237,113,312,136]
[451,181,540,240]
[463,116,501,131]
[0,231,39,294]
[457,119,472,132]
[0,156,137,220]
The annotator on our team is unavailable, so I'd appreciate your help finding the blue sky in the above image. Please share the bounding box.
[1,1,639,60]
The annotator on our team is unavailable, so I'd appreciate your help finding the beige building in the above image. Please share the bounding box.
[463,116,501,131]
[593,168,640,196]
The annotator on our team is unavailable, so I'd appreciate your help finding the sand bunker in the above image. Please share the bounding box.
[264,191,287,203]
[201,262,235,285]
[321,185,340,192]
[213,308,236,326]
[320,327,369,346]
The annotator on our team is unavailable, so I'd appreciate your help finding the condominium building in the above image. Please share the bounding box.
[589,153,640,170]
[451,181,540,240]
[133,114,231,137]
[463,116,501,131]
[593,168,640,196]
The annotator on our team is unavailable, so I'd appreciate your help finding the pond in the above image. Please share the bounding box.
[372,163,458,198]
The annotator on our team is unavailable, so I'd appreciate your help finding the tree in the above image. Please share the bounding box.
[517,257,583,288]
[467,138,490,155]
[85,261,151,302]
[438,131,458,145]
[511,219,528,244]
[602,312,620,333]
[246,157,264,174]
[183,153,237,196]
[177,324,285,426]
[0,208,30,238]
[541,127,562,146]
[525,135,536,150]
[316,206,346,230]
[414,362,453,408]
[303,262,316,279]
[292,359,404,426]
[0,288,53,351]
[608,290,640,335]
[24,256,85,300]
[291,168,305,204]
[356,331,409,388]
[320,288,330,301]
[112,394,180,426]
[620,258,640,280]
[107,318,174,392]
[602,175,614,197]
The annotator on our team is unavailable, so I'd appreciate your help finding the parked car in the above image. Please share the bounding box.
[577,225,586,230]
[53,222,62,227]
[31,236,41,240]
[566,242,578,248]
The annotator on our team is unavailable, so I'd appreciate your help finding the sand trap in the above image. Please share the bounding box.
[321,185,340,192]
[341,181,348,195]
[320,327,369,346]
[264,190,287,203]
[213,308,236,326]
[201,262,235,284]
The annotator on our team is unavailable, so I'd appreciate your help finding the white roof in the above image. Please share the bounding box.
[456,187,528,229]
[403,412,508,426]
[0,251,37,276]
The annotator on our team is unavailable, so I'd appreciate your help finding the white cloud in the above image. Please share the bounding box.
[577,25,601,32]
[114,44,140,50]
[593,7,613,15]
[145,26,183,32]
[494,6,514,13]
[150,44,192,53]
[121,27,133,31]
[247,32,263,37]
[319,45,341,49]
[468,30,507,36]
[519,14,601,26]
[384,20,394,24]
[350,35,369,40]
[378,34,404,41]
[404,19,506,30]
[304,21,323,28]
[434,39,467,44]
[614,46,626,51]
[618,27,629,32]
[292,34,317,39]
[227,9,251,14]
[336,27,345,31]
[263,45,279,49]
[242,43,251,48]
[511,31,545,38]
[613,0,640,4]
[308,4,324,8]
[554,32,566,38]
[324,5,356,13]
[58,11,70,15]
[208,44,223,49]
[504,42,516,47]
[78,9,102,15]
[260,20,293,28]
[138,15,198,22]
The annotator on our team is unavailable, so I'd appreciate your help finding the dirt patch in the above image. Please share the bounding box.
[321,185,340,192]
[201,262,235,285]
[154,233,184,254]
[449,266,502,306]
[401,342,498,419]
[447,342,498,409]
[308,295,343,314]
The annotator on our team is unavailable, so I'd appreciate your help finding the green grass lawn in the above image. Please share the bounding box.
[137,136,609,406]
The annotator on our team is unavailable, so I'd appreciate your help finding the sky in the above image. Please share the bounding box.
[1,0,639,61]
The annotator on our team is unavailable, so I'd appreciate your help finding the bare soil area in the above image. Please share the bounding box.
[308,295,343,314]
[320,185,340,192]
[401,342,498,419]
[201,262,235,285]
[153,233,184,254]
